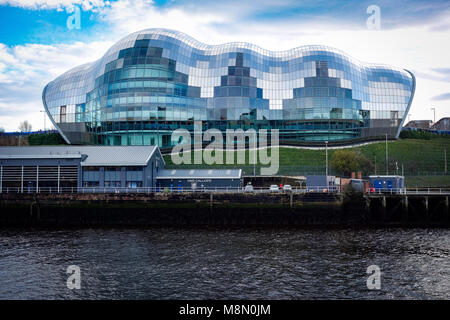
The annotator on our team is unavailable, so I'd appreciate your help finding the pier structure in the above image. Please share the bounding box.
[0,190,448,227]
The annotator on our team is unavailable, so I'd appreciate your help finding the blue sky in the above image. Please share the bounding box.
[0,0,449,131]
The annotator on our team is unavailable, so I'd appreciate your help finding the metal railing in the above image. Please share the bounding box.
[5,186,450,195]
[366,187,450,195]
[0,185,340,195]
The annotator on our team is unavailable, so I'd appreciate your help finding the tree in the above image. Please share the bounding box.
[18,120,32,132]
[399,129,434,140]
[331,149,373,177]
[28,132,66,145]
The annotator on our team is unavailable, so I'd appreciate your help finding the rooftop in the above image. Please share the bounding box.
[0,146,161,166]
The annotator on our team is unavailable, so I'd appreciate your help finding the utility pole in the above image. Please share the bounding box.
[40,110,46,131]
[325,140,328,178]
[374,156,377,175]
[385,133,389,175]
[445,147,447,175]
[253,136,256,177]
[253,150,256,177]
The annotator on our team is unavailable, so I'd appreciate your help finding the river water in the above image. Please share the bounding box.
[0,227,448,299]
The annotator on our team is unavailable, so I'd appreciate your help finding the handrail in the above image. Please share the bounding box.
[0,185,340,194]
[366,187,450,195]
[3,186,450,195]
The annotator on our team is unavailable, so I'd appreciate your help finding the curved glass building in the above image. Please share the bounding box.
[43,28,415,148]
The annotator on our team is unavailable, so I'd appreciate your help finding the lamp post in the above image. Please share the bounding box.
[325,140,328,178]
[445,147,447,176]
[40,110,46,131]
[385,133,388,175]
[430,107,436,124]
[374,156,377,175]
[253,134,256,177]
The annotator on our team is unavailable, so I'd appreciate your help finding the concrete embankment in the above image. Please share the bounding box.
[0,192,449,227]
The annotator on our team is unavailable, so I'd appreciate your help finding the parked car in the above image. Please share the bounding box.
[269,185,279,192]
[283,184,292,192]
[244,184,254,192]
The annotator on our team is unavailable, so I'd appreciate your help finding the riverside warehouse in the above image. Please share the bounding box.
[0,146,243,192]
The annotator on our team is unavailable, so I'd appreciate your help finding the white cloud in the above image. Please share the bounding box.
[0,0,109,11]
[97,0,232,42]
[0,41,112,131]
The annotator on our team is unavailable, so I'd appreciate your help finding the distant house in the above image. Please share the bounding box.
[431,118,450,131]
[404,120,432,130]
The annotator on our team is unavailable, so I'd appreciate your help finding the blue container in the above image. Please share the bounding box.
[369,175,404,191]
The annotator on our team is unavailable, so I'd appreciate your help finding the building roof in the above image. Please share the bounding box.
[0,146,161,166]
[404,120,432,129]
[431,117,450,130]
[157,169,242,179]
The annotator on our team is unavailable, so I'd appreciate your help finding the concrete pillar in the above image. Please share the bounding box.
[57,165,60,193]
[210,193,213,209]
[21,165,24,193]
[365,197,370,210]
[402,195,409,222]
[290,193,293,208]
[447,196,450,221]
[365,197,371,222]
[36,165,39,193]
[121,167,126,189]
[99,167,105,188]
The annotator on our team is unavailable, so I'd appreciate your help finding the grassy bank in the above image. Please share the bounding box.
[405,176,450,188]
[163,137,450,180]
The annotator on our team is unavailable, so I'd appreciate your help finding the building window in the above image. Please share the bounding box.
[105,181,121,187]
[83,181,99,187]
[60,106,66,123]
[105,166,121,171]
[126,181,143,188]
[126,166,142,172]
[126,166,143,187]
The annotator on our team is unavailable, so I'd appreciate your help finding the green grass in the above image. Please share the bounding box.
[163,137,450,177]
[405,176,450,188]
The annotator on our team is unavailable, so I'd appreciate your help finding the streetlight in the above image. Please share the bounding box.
[40,110,47,131]
[253,132,256,177]
[430,107,436,124]
[325,140,328,178]
[385,133,388,175]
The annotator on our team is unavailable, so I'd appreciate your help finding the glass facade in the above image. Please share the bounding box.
[43,28,415,148]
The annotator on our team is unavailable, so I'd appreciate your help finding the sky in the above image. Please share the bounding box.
[0,0,449,131]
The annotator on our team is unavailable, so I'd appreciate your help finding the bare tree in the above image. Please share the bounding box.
[18,120,32,132]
